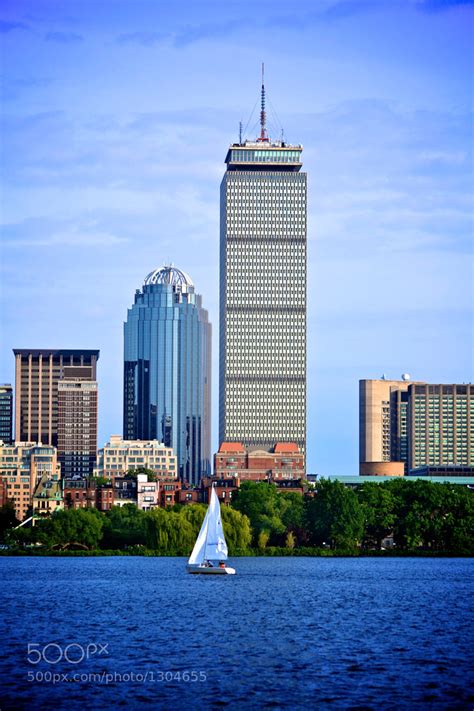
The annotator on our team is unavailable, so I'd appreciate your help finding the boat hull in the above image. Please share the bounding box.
[187,565,236,575]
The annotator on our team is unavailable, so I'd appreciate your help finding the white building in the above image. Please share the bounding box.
[94,435,177,479]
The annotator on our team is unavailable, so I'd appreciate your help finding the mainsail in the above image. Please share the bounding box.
[188,488,228,565]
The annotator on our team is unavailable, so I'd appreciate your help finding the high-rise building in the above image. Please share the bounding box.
[57,379,98,478]
[359,377,473,474]
[0,385,13,444]
[123,267,211,484]
[359,377,420,473]
[408,383,473,471]
[219,76,307,455]
[13,349,99,447]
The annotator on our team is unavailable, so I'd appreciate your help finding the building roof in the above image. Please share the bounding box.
[218,442,246,454]
[13,349,100,358]
[144,266,193,289]
[274,442,300,453]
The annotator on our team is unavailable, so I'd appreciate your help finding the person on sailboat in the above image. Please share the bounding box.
[219,561,225,569]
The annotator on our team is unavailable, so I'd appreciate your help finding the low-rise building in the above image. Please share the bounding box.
[214,442,305,481]
[112,476,138,507]
[95,435,178,479]
[201,476,238,505]
[159,480,182,507]
[63,478,97,509]
[137,473,159,511]
[33,474,63,518]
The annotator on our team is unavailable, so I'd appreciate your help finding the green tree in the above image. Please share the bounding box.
[126,467,158,482]
[231,481,285,543]
[35,508,104,550]
[220,506,252,552]
[257,530,270,550]
[357,482,396,549]
[285,531,296,549]
[304,478,364,550]
[0,502,20,540]
[179,504,207,537]
[102,504,146,548]
[278,492,304,530]
[145,508,195,553]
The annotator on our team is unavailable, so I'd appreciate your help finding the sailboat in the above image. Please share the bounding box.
[187,487,236,575]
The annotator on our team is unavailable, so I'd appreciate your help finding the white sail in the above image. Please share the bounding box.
[188,488,228,566]
[188,507,210,566]
[203,488,228,561]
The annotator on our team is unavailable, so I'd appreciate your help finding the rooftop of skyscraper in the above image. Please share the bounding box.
[144,265,194,291]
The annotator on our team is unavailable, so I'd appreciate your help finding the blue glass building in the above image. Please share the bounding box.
[123,266,211,483]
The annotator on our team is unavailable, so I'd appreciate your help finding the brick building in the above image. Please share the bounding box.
[214,442,305,480]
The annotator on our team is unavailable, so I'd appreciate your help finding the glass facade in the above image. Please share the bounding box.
[123,267,211,484]
[219,141,307,453]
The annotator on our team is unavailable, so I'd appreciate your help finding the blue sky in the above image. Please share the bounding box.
[0,0,472,475]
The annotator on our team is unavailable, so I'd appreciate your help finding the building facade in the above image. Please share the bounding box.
[95,435,178,480]
[0,384,13,445]
[0,441,60,520]
[57,379,98,478]
[408,383,473,471]
[123,267,211,484]
[359,378,473,474]
[33,473,63,519]
[214,442,305,480]
[359,377,421,471]
[219,85,307,456]
[13,349,99,447]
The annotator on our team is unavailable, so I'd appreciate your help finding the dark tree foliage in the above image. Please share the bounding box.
[0,502,20,539]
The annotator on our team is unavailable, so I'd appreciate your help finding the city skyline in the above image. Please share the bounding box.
[1,0,472,475]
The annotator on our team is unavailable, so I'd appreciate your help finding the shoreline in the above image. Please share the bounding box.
[1,547,471,558]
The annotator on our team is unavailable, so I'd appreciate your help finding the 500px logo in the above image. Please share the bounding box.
[27,643,109,665]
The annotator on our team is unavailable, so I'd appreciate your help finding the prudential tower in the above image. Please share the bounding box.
[219,71,307,457]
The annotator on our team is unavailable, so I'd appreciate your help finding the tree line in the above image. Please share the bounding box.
[232,478,474,553]
[2,478,473,555]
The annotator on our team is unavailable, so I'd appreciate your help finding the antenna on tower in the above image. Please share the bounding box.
[239,120,243,145]
[259,62,267,142]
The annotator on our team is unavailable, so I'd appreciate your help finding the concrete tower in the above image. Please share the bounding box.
[219,71,307,456]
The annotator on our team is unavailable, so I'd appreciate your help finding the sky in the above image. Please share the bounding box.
[0,0,473,475]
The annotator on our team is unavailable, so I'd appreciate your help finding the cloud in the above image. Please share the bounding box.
[44,31,84,43]
[0,19,28,33]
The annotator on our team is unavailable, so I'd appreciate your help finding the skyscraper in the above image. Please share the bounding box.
[13,349,99,447]
[123,266,211,484]
[57,379,98,478]
[219,75,307,455]
[0,385,13,444]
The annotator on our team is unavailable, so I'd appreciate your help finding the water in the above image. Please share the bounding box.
[1,557,473,709]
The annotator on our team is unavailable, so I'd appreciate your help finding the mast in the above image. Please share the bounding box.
[258,62,268,143]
